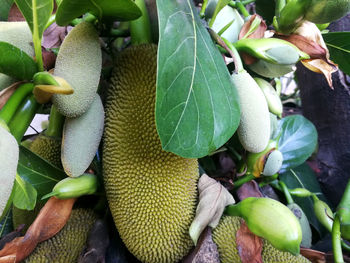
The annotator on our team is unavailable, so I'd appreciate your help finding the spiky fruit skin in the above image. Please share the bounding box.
[212,216,311,263]
[24,209,96,263]
[52,22,102,118]
[103,44,199,263]
[29,135,62,168]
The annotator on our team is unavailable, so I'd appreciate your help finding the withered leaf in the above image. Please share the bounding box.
[236,180,263,201]
[301,59,337,89]
[182,227,220,263]
[236,221,263,263]
[300,248,326,263]
[0,197,76,262]
[189,174,235,245]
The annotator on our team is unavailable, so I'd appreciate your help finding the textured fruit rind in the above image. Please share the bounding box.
[24,209,96,263]
[52,22,102,118]
[29,135,62,168]
[232,71,270,153]
[0,125,19,217]
[212,216,311,263]
[62,94,104,177]
[103,44,199,263]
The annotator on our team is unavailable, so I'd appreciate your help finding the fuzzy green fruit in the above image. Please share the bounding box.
[0,125,19,218]
[52,22,102,118]
[304,0,350,23]
[62,94,104,177]
[29,135,62,168]
[231,71,270,153]
[262,150,284,176]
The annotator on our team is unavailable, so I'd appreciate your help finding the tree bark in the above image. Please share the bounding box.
[296,14,350,207]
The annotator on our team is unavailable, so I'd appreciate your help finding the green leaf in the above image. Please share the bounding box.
[0,208,13,239]
[17,146,66,199]
[156,0,240,158]
[0,42,37,80]
[55,0,142,26]
[0,0,14,21]
[279,163,329,237]
[13,174,37,210]
[323,32,350,76]
[14,0,53,38]
[275,115,317,172]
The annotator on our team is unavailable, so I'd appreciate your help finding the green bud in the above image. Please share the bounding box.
[313,198,333,232]
[289,188,313,197]
[225,197,302,255]
[234,38,309,65]
[42,173,98,200]
[262,150,283,176]
[249,59,295,78]
[254,77,283,117]
[287,203,312,248]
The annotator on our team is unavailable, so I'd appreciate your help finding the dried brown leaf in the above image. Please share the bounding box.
[7,4,25,22]
[182,227,220,263]
[239,14,266,40]
[300,248,326,263]
[189,174,235,245]
[42,23,68,49]
[301,59,337,89]
[236,221,263,263]
[0,197,76,262]
[236,180,263,201]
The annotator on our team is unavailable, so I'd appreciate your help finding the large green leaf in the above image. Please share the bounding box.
[0,0,14,21]
[14,0,53,39]
[275,115,317,172]
[0,208,13,239]
[0,42,37,80]
[17,146,66,199]
[156,0,240,158]
[13,173,37,210]
[55,0,142,26]
[279,163,328,237]
[323,32,350,76]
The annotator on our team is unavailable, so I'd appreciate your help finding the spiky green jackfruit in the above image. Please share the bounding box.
[29,135,62,168]
[24,209,96,263]
[103,44,199,263]
[212,216,310,263]
[52,22,102,118]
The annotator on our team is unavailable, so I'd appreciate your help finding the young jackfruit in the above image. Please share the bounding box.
[103,44,199,263]
[212,216,311,263]
[0,22,34,89]
[29,135,62,168]
[52,22,102,118]
[24,209,96,263]
[62,94,104,177]
[231,71,270,153]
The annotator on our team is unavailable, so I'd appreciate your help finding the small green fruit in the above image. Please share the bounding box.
[262,150,284,176]
[288,203,312,248]
[304,0,350,24]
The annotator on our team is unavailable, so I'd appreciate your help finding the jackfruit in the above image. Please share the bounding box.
[62,94,104,177]
[212,216,311,263]
[52,22,102,118]
[0,124,19,218]
[29,135,62,168]
[103,44,199,263]
[24,208,97,263]
[0,22,34,89]
[231,71,270,153]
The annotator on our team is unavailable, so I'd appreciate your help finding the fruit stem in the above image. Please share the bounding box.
[332,214,344,263]
[224,203,241,217]
[236,1,250,18]
[0,83,34,124]
[45,105,65,138]
[279,180,294,204]
[228,0,256,8]
[221,37,244,73]
[8,94,41,143]
[200,0,209,18]
[233,173,256,189]
[130,0,152,45]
